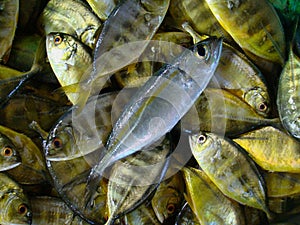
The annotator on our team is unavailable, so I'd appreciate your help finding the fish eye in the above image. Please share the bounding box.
[1,146,13,157]
[197,134,207,144]
[52,137,63,149]
[54,35,63,45]
[195,44,208,59]
[18,204,28,215]
[258,102,268,112]
[166,203,176,214]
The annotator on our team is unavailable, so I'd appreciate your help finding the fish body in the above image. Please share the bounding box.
[0,0,19,63]
[263,171,300,197]
[106,136,171,224]
[85,38,222,205]
[86,0,116,21]
[0,173,32,225]
[205,0,286,65]
[233,126,300,172]
[45,91,135,224]
[30,196,89,225]
[182,88,278,136]
[125,203,161,225]
[175,202,201,225]
[40,0,101,49]
[46,33,93,105]
[189,132,271,217]
[277,45,300,140]
[169,0,232,42]
[182,167,246,225]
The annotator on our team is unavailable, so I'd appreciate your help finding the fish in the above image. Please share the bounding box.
[151,172,185,223]
[277,43,300,140]
[0,132,21,171]
[69,0,170,109]
[182,166,246,225]
[205,0,286,65]
[0,65,22,80]
[169,0,233,43]
[0,173,32,225]
[233,126,300,172]
[39,0,102,49]
[263,171,300,198]
[84,38,222,206]
[125,203,162,225]
[46,32,93,105]
[0,125,48,185]
[189,131,272,218]
[113,32,193,88]
[44,91,135,224]
[0,0,18,63]
[181,88,279,137]
[86,0,117,21]
[175,202,201,225]
[30,196,90,225]
[183,23,271,117]
[106,136,171,225]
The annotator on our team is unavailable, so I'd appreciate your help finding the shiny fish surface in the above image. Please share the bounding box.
[0,125,48,185]
[85,38,222,205]
[30,196,89,225]
[169,0,232,42]
[182,167,246,225]
[181,88,278,136]
[45,91,135,224]
[175,202,200,225]
[39,0,101,49]
[151,172,185,223]
[263,171,300,197]
[233,126,300,172]
[205,0,286,65]
[86,0,116,21]
[46,32,93,105]
[0,0,18,63]
[189,132,271,217]
[183,24,271,117]
[277,44,300,140]
[106,136,170,224]
[0,173,32,225]
[0,132,21,171]
[125,203,162,225]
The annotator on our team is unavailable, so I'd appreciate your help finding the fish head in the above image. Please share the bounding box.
[244,88,270,117]
[192,37,222,69]
[0,133,21,171]
[189,132,218,158]
[46,32,77,65]
[0,193,32,225]
[45,120,79,161]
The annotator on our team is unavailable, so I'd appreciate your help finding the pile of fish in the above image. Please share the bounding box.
[1,0,300,224]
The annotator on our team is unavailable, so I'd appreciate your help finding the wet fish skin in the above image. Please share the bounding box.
[125,203,162,225]
[0,0,18,63]
[233,126,300,172]
[85,38,222,206]
[182,167,246,225]
[205,0,286,65]
[189,131,272,218]
[277,44,300,140]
